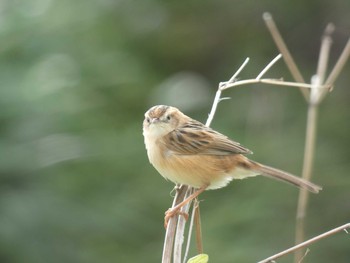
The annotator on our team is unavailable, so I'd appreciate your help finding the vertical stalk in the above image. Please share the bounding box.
[174,188,193,263]
[194,203,203,254]
[162,185,189,263]
[294,24,333,262]
[294,103,318,262]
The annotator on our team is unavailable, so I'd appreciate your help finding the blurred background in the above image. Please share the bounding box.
[0,0,349,262]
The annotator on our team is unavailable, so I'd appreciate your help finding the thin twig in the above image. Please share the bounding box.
[183,199,197,263]
[256,54,282,80]
[310,23,334,104]
[206,58,250,127]
[258,223,350,263]
[319,37,350,102]
[298,248,310,263]
[220,78,330,91]
[325,37,350,86]
[317,24,334,84]
[205,89,223,128]
[228,57,250,83]
[263,12,309,99]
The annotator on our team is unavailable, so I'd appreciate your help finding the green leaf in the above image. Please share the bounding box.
[187,254,209,263]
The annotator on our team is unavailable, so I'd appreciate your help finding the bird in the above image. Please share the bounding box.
[142,105,322,227]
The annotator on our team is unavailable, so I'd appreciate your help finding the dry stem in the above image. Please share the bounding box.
[162,185,189,263]
[263,12,309,99]
[220,78,330,91]
[258,223,350,263]
[174,188,193,263]
[183,200,198,263]
[320,37,350,102]
[206,57,250,127]
[294,101,318,261]
[194,201,203,254]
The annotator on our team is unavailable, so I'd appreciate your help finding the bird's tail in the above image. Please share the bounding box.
[247,160,322,193]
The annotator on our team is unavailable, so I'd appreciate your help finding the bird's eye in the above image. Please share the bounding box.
[146,117,150,123]
[166,115,171,121]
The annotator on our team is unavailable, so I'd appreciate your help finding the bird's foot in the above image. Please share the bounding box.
[164,208,189,228]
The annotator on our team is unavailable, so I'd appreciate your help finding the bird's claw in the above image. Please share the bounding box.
[164,208,189,228]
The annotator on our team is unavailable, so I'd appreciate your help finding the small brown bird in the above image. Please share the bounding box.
[143,105,321,227]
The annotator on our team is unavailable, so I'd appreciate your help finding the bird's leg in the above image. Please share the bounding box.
[164,184,208,228]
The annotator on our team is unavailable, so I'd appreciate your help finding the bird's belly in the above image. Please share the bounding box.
[152,153,258,190]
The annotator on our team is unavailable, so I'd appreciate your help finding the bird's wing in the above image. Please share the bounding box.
[164,120,252,156]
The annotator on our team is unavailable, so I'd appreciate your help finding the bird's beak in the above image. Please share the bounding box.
[151,118,160,124]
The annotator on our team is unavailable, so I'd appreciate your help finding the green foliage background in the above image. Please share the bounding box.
[0,0,349,262]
